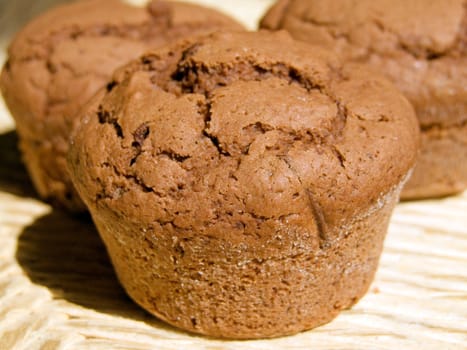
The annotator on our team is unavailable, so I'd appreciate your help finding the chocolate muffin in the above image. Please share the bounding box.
[68,31,419,338]
[0,0,243,211]
[261,0,467,200]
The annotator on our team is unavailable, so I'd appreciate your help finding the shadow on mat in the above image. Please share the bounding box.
[15,210,183,334]
[0,130,36,197]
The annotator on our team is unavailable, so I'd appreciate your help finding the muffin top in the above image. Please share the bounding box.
[1,0,243,139]
[69,31,418,253]
[261,0,467,126]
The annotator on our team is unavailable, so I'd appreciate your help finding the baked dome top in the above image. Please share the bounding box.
[69,31,419,251]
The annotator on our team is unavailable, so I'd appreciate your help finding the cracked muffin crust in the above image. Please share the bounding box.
[261,0,467,199]
[0,0,243,211]
[68,31,419,338]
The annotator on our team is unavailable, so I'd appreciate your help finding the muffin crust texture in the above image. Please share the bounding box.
[0,0,243,210]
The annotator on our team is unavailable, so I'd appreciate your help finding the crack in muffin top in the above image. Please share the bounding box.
[2,0,243,135]
[69,31,419,250]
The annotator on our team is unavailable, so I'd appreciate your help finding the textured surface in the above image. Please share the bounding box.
[260,0,467,199]
[0,0,243,210]
[0,0,467,348]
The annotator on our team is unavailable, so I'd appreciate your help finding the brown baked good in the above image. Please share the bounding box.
[261,0,467,200]
[0,0,243,211]
[68,31,419,338]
